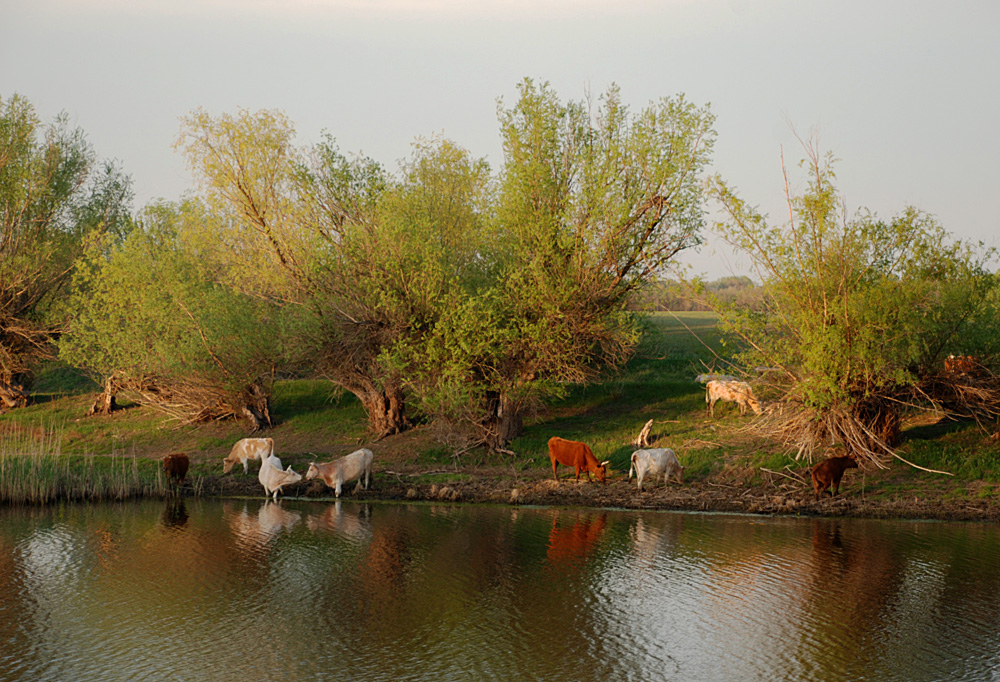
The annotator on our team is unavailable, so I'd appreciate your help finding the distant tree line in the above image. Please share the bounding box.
[631,276,763,312]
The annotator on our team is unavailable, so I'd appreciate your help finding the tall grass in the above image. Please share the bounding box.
[0,424,170,504]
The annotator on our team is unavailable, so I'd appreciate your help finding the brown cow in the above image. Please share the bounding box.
[163,453,190,486]
[811,456,857,500]
[548,437,609,484]
[944,354,981,376]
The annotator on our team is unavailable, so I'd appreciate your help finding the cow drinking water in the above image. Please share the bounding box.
[305,448,374,498]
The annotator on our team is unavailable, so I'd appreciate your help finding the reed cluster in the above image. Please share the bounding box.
[0,424,169,504]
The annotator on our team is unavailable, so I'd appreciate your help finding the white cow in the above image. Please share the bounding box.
[223,437,274,474]
[705,380,762,418]
[305,448,374,498]
[257,452,302,501]
[629,448,685,491]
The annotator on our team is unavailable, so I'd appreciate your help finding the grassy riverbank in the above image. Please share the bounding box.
[2,312,999,519]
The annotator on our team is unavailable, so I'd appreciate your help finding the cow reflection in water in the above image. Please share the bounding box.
[304,501,372,542]
[227,501,302,557]
[161,499,189,529]
[546,512,608,570]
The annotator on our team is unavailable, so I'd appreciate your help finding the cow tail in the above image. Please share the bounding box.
[628,452,636,480]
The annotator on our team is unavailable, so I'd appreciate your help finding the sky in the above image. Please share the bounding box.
[2,0,998,279]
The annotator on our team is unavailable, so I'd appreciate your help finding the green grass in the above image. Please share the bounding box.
[3,310,1000,501]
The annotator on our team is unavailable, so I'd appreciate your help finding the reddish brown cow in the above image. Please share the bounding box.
[811,456,857,500]
[163,453,190,486]
[548,437,609,484]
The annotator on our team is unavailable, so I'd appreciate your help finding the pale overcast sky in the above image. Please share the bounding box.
[2,0,997,278]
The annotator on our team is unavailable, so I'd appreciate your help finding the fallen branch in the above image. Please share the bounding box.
[760,467,807,485]
[891,452,955,476]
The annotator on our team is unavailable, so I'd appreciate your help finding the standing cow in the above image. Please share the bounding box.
[223,437,274,474]
[547,437,609,484]
[706,380,762,417]
[811,456,858,500]
[162,452,189,487]
[629,448,684,491]
[305,448,375,498]
[258,452,302,501]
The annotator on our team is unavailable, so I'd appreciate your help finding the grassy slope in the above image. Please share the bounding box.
[3,312,1000,504]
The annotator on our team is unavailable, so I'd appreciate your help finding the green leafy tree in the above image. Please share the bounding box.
[406,80,717,448]
[0,93,132,408]
[710,142,1000,465]
[60,200,286,429]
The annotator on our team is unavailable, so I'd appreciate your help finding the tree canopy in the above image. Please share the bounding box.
[709,142,1000,465]
[0,93,132,408]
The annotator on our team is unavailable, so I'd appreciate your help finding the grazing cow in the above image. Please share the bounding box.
[628,448,684,491]
[223,437,274,474]
[162,453,189,486]
[257,453,302,501]
[811,456,858,500]
[305,448,374,498]
[706,380,762,418]
[547,437,609,484]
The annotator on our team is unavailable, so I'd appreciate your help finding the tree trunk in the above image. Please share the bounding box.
[0,376,28,410]
[481,391,523,451]
[360,385,410,438]
[238,380,273,432]
[87,375,120,416]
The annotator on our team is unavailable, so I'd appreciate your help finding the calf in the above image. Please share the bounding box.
[811,456,858,500]
[257,453,302,501]
[305,448,374,498]
[547,437,609,484]
[628,448,684,491]
[223,437,274,474]
[162,453,189,486]
[706,380,762,418]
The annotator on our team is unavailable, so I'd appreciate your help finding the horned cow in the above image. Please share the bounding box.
[547,437,609,484]
[305,448,375,498]
[628,448,684,491]
[258,452,302,501]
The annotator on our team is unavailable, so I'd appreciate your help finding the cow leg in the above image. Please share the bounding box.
[243,459,249,474]
[552,461,560,482]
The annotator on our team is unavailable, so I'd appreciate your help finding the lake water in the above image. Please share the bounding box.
[1,499,998,681]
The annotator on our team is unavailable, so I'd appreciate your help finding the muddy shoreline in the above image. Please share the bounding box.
[198,467,1000,523]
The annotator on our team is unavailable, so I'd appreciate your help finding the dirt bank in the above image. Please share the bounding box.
[196,464,1000,523]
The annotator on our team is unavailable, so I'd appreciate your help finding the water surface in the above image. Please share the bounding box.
[1,499,998,681]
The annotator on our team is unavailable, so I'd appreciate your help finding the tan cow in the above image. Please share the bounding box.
[705,380,762,418]
[628,448,684,491]
[257,452,302,501]
[305,448,374,498]
[223,437,274,474]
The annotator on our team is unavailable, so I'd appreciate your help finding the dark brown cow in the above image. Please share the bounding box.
[811,456,857,500]
[163,453,190,486]
[547,437,609,484]
[944,354,981,376]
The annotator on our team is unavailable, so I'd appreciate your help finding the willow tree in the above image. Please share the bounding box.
[406,80,717,448]
[59,200,287,429]
[0,94,131,408]
[709,142,1000,466]
[175,110,490,437]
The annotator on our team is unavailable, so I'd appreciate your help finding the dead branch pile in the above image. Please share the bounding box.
[110,374,274,431]
[746,365,1000,469]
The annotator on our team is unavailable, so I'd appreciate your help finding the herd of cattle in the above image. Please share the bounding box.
[159,376,853,502]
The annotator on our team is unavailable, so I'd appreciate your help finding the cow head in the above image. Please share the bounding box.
[596,460,610,484]
[305,463,319,480]
[222,457,235,474]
